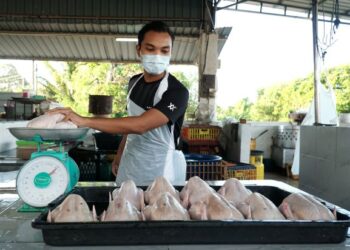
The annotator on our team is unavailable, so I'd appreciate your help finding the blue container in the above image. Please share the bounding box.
[184,153,222,180]
[185,153,222,162]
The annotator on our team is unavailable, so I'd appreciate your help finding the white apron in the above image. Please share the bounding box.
[116,73,187,186]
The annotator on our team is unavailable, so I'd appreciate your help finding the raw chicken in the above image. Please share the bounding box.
[180,176,216,209]
[217,178,252,206]
[189,192,244,220]
[100,195,142,221]
[27,113,77,128]
[144,176,180,205]
[237,192,285,220]
[53,121,77,129]
[143,192,190,221]
[47,194,97,223]
[279,193,336,220]
[112,180,144,210]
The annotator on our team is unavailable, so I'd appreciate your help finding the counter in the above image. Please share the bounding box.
[0,180,349,249]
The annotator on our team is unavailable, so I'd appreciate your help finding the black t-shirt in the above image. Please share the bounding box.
[128,73,189,147]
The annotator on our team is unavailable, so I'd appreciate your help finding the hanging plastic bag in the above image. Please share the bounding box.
[301,80,338,126]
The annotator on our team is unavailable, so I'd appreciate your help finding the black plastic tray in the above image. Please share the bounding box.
[32,184,350,246]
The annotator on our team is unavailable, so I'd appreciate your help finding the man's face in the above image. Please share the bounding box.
[137,31,172,57]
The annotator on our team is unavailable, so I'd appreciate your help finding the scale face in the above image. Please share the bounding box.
[16,156,69,207]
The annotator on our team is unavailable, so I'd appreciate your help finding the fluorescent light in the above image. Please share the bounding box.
[115,37,138,42]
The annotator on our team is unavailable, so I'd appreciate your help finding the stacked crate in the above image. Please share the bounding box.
[222,161,257,180]
[181,125,221,155]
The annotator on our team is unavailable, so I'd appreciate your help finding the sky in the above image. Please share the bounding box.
[1,10,350,108]
[215,10,350,107]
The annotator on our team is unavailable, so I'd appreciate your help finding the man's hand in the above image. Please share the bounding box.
[46,107,87,127]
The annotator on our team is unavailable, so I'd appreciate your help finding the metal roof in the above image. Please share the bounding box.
[0,27,231,64]
[0,0,232,64]
[218,0,350,24]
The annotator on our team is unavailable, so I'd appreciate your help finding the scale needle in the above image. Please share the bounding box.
[48,167,58,176]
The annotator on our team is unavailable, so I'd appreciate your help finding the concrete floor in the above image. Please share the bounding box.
[265,171,299,188]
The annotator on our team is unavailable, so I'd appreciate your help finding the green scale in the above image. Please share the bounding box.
[9,127,90,210]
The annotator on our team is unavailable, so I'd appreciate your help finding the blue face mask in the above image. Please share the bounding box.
[141,54,170,75]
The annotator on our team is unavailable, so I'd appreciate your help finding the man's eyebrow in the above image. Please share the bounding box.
[144,43,155,47]
[144,43,170,49]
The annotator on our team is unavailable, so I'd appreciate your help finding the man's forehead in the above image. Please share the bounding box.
[142,31,172,46]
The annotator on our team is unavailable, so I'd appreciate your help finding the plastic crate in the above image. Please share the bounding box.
[181,125,221,143]
[187,144,221,155]
[222,161,257,180]
[185,154,225,180]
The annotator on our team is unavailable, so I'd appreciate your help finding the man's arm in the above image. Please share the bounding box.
[112,135,127,176]
[48,107,169,135]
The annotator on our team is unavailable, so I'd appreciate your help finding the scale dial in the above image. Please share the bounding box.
[16,156,69,207]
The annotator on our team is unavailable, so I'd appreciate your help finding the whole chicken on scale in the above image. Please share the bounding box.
[27,113,77,128]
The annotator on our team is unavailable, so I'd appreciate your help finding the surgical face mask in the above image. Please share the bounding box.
[141,54,170,75]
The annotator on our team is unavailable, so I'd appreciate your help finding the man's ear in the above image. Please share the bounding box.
[136,45,141,57]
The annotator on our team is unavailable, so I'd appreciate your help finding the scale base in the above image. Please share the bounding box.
[18,203,48,213]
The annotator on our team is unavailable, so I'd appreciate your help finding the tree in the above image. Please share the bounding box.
[216,64,350,122]
[41,62,142,116]
[216,98,253,121]
[171,71,198,120]
[41,62,198,118]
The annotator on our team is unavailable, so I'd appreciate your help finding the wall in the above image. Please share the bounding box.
[299,125,350,210]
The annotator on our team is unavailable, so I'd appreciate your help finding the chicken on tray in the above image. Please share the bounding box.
[279,193,336,220]
[101,195,142,221]
[46,177,337,223]
[143,192,190,220]
[47,194,97,223]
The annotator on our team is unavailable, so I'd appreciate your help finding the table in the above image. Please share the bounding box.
[0,180,349,249]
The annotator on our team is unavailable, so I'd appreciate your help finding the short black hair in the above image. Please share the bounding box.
[137,21,175,46]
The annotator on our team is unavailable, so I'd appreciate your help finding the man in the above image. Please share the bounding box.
[48,21,189,186]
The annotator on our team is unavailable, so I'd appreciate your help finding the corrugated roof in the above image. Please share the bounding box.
[218,0,350,24]
[0,0,229,63]
[0,27,231,64]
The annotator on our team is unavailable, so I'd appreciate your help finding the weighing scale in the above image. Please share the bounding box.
[9,127,90,210]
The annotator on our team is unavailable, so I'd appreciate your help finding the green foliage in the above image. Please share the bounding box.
[41,62,198,118]
[216,64,350,121]
[42,62,142,116]
[326,65,350,113]
[171,71,199,120]
[216,98,253,121]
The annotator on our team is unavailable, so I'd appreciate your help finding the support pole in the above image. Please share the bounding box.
[312,0,320,125]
